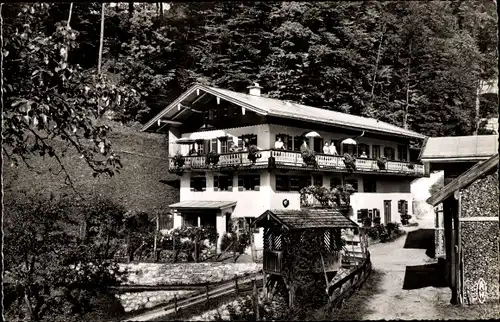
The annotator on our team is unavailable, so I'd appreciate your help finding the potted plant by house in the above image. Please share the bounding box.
[247,144,261,163]
[343,153,357,172]
[377,156,387,170]
[205,150,220,167]
[407,163,415,170]
[301,150,317,167]
[171,153,185,175]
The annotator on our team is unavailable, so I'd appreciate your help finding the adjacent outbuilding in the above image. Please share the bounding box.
[427,154,499,305]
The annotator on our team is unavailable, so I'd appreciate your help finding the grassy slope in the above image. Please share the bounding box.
[3,120,180,215]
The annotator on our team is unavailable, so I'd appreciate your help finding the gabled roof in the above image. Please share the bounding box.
[427,154,499,206]
[142,84,426,140]
[420,135,499,162]
[253,208,358,230]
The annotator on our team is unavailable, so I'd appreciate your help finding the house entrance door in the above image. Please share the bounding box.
[383,200,391,224]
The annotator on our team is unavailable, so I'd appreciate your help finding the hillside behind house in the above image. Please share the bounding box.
[3,120,179,216]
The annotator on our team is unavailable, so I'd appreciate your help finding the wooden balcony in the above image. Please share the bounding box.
[169,149,425,176]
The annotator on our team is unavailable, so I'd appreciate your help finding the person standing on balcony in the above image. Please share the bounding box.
[275,137,285,150]
[300,139,309,153]
[329,142,338,155]
[242,138,250,151]
[229,142,238,152]
[360,151,368,158]
[323,142,330,154]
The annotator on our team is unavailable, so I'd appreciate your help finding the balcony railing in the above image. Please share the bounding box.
[170,149,425,176]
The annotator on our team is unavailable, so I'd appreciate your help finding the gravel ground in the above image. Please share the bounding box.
[311,225,499,320]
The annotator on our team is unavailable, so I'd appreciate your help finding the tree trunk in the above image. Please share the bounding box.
[24,288,36,321]
[370,23,386,101]
[403,59,411,130]
[160,2,164,22]
[473,79,483,135]
[128,2,134,20]
[67,3,73,28]
[98,3,105,75]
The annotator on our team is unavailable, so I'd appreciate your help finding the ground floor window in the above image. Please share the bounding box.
[276,175,311,191]
[237,217,259,233]
[190,177,207,192]
[363,179,377,192]
[330,177,342,189]
[238,174,260,191]
[312,174,323,187]
[214,175,233,191]
[345,179,358,192]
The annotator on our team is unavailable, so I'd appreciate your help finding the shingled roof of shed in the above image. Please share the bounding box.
[427,154,499,206]
[253,208,358,230]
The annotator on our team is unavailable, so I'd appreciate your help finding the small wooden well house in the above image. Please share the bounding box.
[253,208,360,306]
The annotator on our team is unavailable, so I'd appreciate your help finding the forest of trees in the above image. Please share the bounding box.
[2,2,498,179]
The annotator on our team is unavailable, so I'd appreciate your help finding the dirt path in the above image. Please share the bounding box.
[315,226,499,320]
[339,227,451,320]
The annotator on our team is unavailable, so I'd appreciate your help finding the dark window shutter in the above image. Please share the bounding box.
[190,178,195,191]
[286,135,293,150]
[228,176,233,191]
[238,177,244,191]
[276,176,283,191]
[210,139,217,152]
[201,177,207,191]
[398,200,403,213]
[214,176,219,191]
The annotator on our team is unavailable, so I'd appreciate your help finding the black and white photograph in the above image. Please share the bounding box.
[1,1,499,321]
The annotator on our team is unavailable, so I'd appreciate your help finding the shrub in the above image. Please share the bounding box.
[362,216,373,227]
[247,145,261,163]
[377,156,387,170]
[4,194,126,322]
[373,216,381,225]
[366,227,380,241]
[301,150,317,167]
[205,150,220,166]
[343,153,357,172]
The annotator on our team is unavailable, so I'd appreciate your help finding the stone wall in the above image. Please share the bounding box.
[461,172,499,304]
[118,290,196,313]
[120,262,261,286]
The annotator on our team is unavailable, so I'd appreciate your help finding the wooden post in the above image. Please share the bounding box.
[126,235,131,263]
[263,273,268,300]
[234,274,239,296]
[320,253,330,294]
[206,284,210,302]
[195,236,199,263]
[288,284,295,308]
[174,294,178,317]
[153,215,159,262]
[253,278,260,320]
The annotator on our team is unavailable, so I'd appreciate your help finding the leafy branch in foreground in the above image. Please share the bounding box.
[1,3,141,187]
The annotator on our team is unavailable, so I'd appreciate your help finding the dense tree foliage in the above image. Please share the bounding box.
[2,2,497,179]
[3,193,126,321]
